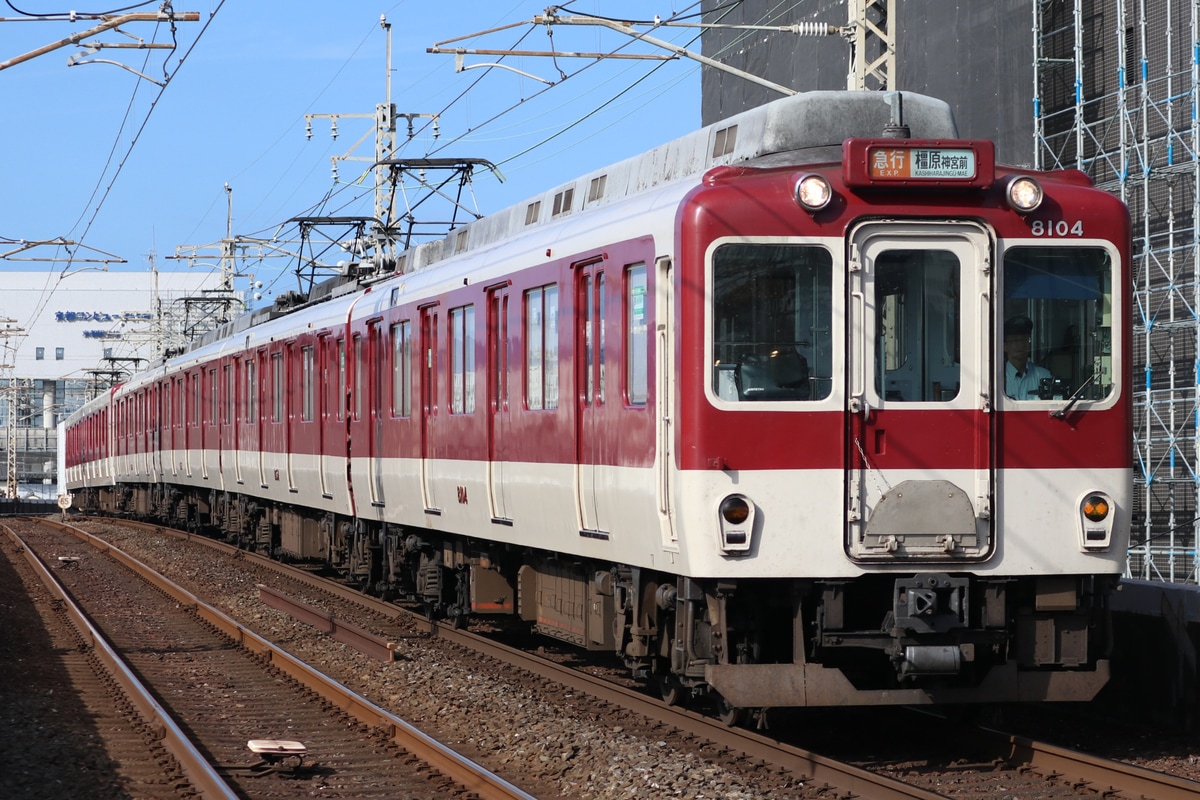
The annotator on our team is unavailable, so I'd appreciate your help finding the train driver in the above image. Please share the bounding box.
[1003,314,1053,400]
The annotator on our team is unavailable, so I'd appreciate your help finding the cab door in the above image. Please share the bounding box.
[574,257,606,535]
[420,305,440,512]
[846,221,994,560]
[486,284,512,522]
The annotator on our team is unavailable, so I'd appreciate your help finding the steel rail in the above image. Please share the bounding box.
[1001,730,1200,800]
[38,517,537,800]
[68,517,946,799]
[68,516,1200,800]
[1,522,239,800]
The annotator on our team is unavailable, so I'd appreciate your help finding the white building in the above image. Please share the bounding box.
[0,268,226,495]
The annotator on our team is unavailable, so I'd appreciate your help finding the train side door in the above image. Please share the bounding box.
[239,356,254,485]
[420,305,440,512]
[655,256,677,547]
[846,221,994,560]
[367,320,385,505]
[575,257,606,535]
[257,349,269,487]
[486,283,511,522]
[317,334,333,498]
[202,368,216,480]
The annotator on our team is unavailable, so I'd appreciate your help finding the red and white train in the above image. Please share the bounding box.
[62,90,1131,718]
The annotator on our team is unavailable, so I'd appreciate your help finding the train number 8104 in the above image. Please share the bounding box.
[1030,219,1084,237]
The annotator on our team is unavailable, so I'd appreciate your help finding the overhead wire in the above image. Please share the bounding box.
[418,2,708,161]
[3,0,158,17]
[23,1,227,342]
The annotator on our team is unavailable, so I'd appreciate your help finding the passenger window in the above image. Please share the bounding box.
[626,264,648,405]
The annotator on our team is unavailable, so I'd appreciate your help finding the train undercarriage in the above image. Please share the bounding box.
[73,482,1116,720]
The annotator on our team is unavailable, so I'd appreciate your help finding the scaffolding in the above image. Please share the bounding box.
[1035,0,1200,582]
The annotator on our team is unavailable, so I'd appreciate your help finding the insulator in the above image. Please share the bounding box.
[790,22,833,36]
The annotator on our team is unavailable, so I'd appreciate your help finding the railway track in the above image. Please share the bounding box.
[6,516,534,800]
[55,515,1200,800]
[0,529,201,800]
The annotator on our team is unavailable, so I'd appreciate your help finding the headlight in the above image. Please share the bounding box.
[795,174,833,211]
[1006,175,1043,212]
[717,494,754,554]
[720,495,750,524]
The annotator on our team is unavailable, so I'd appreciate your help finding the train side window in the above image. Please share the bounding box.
[208,369,217,424]
[1002,246,1114,403]
[244,359,256,422]
[301,345,315,422]
[525,284,559,410]
[450,306,475,414]
[271,353,284,423]
[337,338,347,421]
[353,334,363,420]
[711,243,833,402]
[392,321,412,417]
[223,364,233,424]
[626,264,648,405]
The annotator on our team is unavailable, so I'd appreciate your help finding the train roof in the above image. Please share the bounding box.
[188,90,958,355]
[407,90,958,271]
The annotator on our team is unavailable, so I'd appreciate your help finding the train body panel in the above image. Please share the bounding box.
[62,89,1132,710]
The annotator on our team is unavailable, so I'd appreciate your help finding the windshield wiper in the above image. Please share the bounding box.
[1051,373,1098,419]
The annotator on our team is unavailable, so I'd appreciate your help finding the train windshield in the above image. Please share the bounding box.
[711,243,833,403]
[1001,246,1114,403]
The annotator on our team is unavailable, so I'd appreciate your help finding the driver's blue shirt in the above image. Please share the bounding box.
[1005,360,1052,400]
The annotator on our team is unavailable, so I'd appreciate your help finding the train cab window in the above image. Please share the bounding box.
[626,264,648,405]
[392,321,412,417]
[1002,246,1114,403]
[711,243,832,402]
[874,250,961,402]
[450,306,475,414]
[525,284,560,410]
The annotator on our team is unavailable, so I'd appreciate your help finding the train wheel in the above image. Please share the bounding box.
[658,674,686,707]
[714,694,745,727]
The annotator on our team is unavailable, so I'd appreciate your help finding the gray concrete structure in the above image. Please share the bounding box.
[700,1,1034,165]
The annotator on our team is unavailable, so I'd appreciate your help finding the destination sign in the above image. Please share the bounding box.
[868,146,977,180]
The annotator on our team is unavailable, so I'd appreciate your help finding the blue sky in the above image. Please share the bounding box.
[1,1,703,302]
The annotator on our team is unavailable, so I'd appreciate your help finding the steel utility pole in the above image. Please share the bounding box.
[306,15,441,264]
[847,0,895,91]
[0,321,27,500]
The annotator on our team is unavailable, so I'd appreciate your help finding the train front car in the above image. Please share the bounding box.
[660,92,1131,713]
